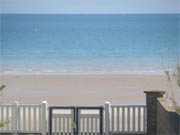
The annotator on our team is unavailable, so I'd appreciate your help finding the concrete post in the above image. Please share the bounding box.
[144,90,165,135]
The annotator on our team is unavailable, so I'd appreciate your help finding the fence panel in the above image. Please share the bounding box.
[77,106,103,135]
[48,106,75,135]
[0,103,17,133]
[109,104,147,134]
[0,101,47,134]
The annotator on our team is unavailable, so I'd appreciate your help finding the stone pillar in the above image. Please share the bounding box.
[144,90,165,135]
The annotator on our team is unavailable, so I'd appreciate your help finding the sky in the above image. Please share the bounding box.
[0,0,179,14]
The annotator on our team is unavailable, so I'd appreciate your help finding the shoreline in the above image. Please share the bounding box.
[0,73,166,76]
[0,70,166,75]
[0,74,167,105]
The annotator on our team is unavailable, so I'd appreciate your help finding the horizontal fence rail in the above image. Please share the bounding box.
[0,101,147,135]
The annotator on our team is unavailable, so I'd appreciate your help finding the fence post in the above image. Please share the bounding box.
[105,102,110,135]
[41,101,47,135]
[13,101,18,135]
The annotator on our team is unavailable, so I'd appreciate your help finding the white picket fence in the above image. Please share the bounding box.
[105,102,147,134]
[0,101,146,135]
[0,101,47,135]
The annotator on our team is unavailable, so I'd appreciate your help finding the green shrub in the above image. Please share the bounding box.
[0,84,6,92]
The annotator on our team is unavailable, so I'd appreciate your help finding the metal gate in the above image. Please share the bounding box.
[48,106,76,135]
[77,106,103,135]
[48,106,103,135]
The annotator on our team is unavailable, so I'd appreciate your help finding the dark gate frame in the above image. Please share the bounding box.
[76,106,104,135]
[48,106,104,135]
[48,106,76,135]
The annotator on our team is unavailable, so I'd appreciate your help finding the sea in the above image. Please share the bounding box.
[0,14,179,75]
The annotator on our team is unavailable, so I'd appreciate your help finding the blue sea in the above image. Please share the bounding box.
[0,14,179,74]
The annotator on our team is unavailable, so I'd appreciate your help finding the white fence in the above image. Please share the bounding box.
[105,102,147,134]
[0,101,146,135]
[0,101,47,135]
[0,103,16,133]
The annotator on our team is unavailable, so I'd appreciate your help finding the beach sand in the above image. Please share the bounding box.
[0,74,167,105]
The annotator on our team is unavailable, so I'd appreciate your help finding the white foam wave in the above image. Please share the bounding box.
[0,68,165,75]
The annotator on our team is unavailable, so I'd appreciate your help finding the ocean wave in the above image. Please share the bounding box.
[0,68,166,75]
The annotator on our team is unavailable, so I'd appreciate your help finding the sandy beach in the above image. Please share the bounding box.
[0,74,167,105]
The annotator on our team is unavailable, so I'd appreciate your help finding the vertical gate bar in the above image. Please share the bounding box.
[100,107,103,135]
[73,108,76,135]
[75,108,77,135]
[87,118,89,135]
[18,107,20,131]
[75,108,78,135]
[67,118,69,135]
[54,117,57,135]
[14,102,18,134]
[143,106,146,132]
[138,107,141,131]
[71,109,74,135]
[122,106,125,132]
[34,106,36,131]
[78,110,81,135]
[133,106,135,131]
[58,118,61,134]
[6,106,9,131]
[111,106,114,132]
[48,108,52,135]
[82,118,85,135]
[117,107,119,131]
[95,118,97,135]
[28,107,31,131]
[39,106,42,131]
[59,118,61,135]
[127,106,130,131]
[63,118,65,135]
[11,105,14,131]
[91,118,93,135]
[23,106,26,131]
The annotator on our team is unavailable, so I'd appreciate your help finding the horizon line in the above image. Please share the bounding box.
[1,13,180,15]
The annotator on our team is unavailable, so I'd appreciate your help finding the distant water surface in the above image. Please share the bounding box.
[0,14,179,74]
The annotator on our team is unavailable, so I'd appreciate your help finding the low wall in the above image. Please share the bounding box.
[157,98,180,135]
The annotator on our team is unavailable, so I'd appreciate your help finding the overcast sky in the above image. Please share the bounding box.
[0,0,179,14]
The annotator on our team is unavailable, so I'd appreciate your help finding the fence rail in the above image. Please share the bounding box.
[0,101,147,135]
